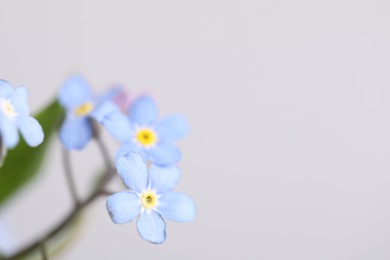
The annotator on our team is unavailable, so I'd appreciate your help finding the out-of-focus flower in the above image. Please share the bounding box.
[0,80,44,148]
[111,86,132,113]
[58,76,132,150]
[0,216,16,257]
[117,96,189,166]
[106,153,196,244]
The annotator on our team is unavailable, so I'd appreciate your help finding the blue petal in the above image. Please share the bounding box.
[58,75,92,109]
[16,116,44,147]
[106,191,140,224]
[149,164,180,194]
[136,211,166,244]
[158,192,196,222]
[116,142,147,161]
[148,143,181,166]
[156,115,189,142]
[59,117,93,150]
[10,87,29,116]
[0,80,13,99]
[129,96,158,125]
[116,153,148,193]
[91,101,133,142]
[95,86,122,107]
[101,112,133,142]
[90,101,117,122]
[0,115,19,148]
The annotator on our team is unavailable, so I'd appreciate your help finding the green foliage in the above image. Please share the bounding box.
[0,99,64,206]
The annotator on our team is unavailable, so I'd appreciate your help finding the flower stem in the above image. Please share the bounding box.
[4,137,115,259]
[62,148,79,206]
[39,242,48,260]
[95,134,113,169]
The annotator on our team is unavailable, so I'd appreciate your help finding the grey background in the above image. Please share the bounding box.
[0,0,390,259]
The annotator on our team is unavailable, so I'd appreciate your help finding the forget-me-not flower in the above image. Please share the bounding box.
[116,96,189,166]
[0,80,44,148]
[58,75,132,150]
[106,152,196,244]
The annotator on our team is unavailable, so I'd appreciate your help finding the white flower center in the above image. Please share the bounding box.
[140,190,158,210]
[1,99,17,120]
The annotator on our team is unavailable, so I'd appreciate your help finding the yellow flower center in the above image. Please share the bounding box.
[1,99,17,119]
[136,128,157,147]
[74,102,94,116]
[141,190,158,210]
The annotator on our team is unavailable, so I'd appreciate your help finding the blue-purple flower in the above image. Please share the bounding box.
[106,152,196,244]
[0,80,44,148]
[58,76,132,150]
[117,96,189,166]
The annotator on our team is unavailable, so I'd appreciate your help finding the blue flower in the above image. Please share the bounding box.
[0,80,44,148]
[117,96,189,166]
[58,76,132,150]
[106,153,196,244]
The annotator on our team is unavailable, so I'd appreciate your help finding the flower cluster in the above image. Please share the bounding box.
[58,75,195,244]
[0,75,195,259]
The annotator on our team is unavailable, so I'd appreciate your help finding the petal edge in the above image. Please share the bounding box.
[136,211,166,244]
[158,192,196,223]
[106,191,140,224]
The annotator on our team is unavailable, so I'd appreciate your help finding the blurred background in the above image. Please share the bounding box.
[1,0,390,259]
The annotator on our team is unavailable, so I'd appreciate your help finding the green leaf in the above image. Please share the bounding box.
[0,99,64,206]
